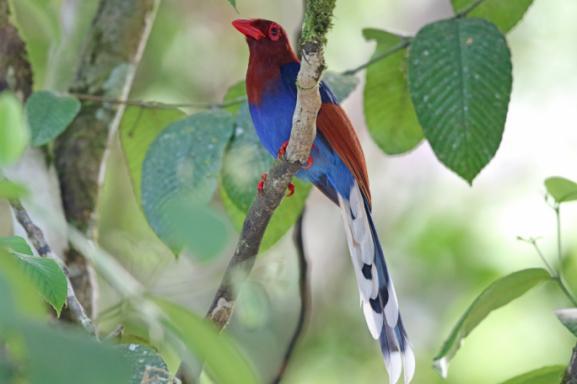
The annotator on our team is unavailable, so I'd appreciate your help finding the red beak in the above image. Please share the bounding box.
[232,19,265,40]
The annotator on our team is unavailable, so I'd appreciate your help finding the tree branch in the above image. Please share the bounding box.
[563,343,577,384]
[9,200,95,335]
[206,0,336,330]
[272,210,310,383]
[53,0,160,317]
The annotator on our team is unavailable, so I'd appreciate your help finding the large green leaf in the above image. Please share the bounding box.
[408,18,512,184]
[451,0,534,33]
[0,236,33,255]
[0,92,28,165]
[155,298,258,384]
[25,91,80,146]
[141,111,234,252]
[434,268,551,377]
[119,344,173,384]
[556,308,577,337]
[363,29,423,155]
[220,86,311,251]
[500,365,565,384]
[14,254,67,316]
[119,106,186,202]
[0,179,28,199]
[21,321,132,384]
[545,176,577,204]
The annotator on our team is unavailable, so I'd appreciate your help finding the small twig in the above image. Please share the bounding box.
[272,210,310,384]
[70,93,247,111]
[9,200,96,335]
[456,0,488,17]
[342,38,411,76]
[563,342,577,384]
[555,204,564,268]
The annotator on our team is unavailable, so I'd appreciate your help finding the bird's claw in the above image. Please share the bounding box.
[287,182,295,197]
[257,173,267,192]
[303,155,313,169]
[277,141,289,159]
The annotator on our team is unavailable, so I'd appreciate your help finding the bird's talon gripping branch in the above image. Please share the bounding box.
[277,141,289,159]
[287,182,295,197]
[257,173,268,192]
[303,155,313,169]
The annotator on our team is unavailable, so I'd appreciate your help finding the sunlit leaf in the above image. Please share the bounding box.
[408,18,512,184]
[434,268,551,377]
[499,365,565,384]
[141,111,234,253]
[0,179,28,199]
[451,0,534,33]
[0,236,33,255]
[21,321,132,384]
[119,344,172,384]
[0,92,28,165]
[556,308,577,337]
[155,298,259,384]
[14,254,67,316]
[363,28,423,155]
[119,106,186,202]
[545,177,577,204]
[220,94,310,252]
[25,91,80,146]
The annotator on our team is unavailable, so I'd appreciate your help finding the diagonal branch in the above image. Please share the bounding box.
[206,0,336,330]
[9,200,95,335]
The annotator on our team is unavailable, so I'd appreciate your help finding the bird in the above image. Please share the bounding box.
[232,18,415,383]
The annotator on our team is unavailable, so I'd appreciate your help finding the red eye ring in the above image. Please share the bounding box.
[268,24,280,41]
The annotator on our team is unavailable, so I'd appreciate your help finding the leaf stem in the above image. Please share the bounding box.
[456,0,488,17]
[342,38,411,76]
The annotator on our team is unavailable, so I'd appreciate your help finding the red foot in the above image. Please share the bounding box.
[303,155,313,169]
[287,182,295,197]
[257,173,267,192]
[277,141,289,159]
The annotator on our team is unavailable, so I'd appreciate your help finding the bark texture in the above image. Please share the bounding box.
[54,0,159,317]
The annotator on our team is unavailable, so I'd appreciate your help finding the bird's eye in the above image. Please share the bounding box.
[268,24,280,41]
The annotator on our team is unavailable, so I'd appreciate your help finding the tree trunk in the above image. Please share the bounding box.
[54,0,159,318]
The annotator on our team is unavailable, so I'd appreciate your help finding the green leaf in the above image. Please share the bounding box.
[322,72,359,103]
[155,298,259,384]
[433,268,551,377]
[408,18,512,184]
[363,28,423,155]
[226,0,237,10]
[119,344,172,384]
[500,365,565,384]
[0,236,33,255]
[119,106,186,202]
[0,92,29,165]
[545,177,577,204]
[452,0,534,33]
[14,254,67,316]
[25,91,80,146]
[0,249,46,323]
[556,308,577,337]
[141,111,234,253]
[220,101,311,252]
[161,197,230,262]
[21,321,132,384]
[0,179,28,199]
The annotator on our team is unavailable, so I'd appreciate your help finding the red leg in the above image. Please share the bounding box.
[277,141,289,159]
[257,173,267,192]
[303,155,313,169]
[286,182,295,197]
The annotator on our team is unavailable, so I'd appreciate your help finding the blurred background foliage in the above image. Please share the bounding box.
[2,0,577,383]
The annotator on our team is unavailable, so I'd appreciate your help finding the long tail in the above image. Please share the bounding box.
[338,181,415,384]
